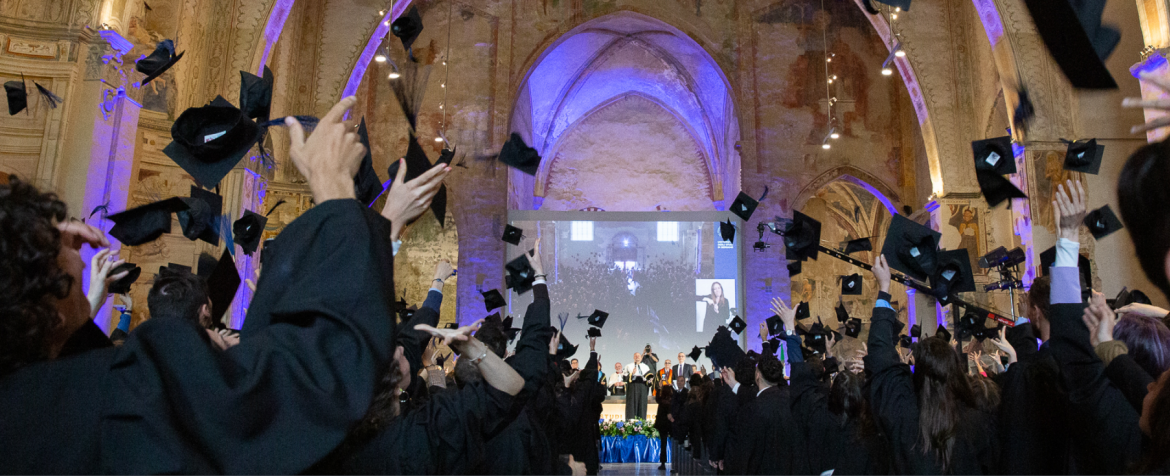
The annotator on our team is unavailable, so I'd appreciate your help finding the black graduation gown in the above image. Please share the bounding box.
[735,385,796,475]
[1105,352,1154,412]
[59,319,113,357]
[0,199,399,474]
[719,380,758,474]
[995,327,1072,475]
[790,361,885,475]
[863,294,997,475]
[1048,302,1144,474]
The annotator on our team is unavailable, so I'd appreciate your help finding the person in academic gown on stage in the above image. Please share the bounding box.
[0,97,452,474]
[626,352,652,419]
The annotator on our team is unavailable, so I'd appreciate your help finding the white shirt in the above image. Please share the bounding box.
[757,384,773,397]
[627,362,651,378]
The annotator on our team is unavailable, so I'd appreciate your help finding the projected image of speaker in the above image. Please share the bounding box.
[695,279,737,333]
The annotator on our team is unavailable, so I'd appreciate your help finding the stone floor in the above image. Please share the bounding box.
[597,463,670,476]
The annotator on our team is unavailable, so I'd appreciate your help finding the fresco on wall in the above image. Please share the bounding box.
[1032,150,1084,234]
[945,204,985,275]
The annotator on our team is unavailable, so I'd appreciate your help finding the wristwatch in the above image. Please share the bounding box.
[470,350,488,365]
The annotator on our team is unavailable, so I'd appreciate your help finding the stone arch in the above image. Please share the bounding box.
[792,166,902,216]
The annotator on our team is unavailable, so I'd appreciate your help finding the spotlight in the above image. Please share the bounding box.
[827,79,833,84]
[882,67,893,76]
[895,50,906,57]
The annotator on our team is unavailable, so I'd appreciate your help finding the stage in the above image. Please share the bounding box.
[602,396,659,423]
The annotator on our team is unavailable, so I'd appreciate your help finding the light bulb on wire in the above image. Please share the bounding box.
[375,54,387,62]
[882,67,893,76]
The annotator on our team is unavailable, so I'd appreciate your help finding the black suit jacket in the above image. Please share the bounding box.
[735,385,795,475]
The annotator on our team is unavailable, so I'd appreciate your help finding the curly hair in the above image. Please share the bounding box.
[0,175,70,377]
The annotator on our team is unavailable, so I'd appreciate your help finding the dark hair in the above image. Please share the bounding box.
[148,270,210,327]
[0,176,70,377]
[315,351,404,470]
[1118,140,1170,302]
[828,369,875,438]
[968,375,1001,413]
[1114,315,1170,378]
[911,336,976,473]
[656,385,673,404]
[1136,370,1170,473]
[454,356,481,388]
[474,323,507,358]
[1026,275,1051,320]
[758,356,785,385]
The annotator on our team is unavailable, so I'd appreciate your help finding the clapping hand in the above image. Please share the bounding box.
[1082,290,1117,347]
[1116,302,1169,319]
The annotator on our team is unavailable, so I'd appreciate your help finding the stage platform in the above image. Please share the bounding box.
[602,396,658,423]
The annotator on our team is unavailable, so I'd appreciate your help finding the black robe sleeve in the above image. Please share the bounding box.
[1104,352,1154,412]
[101,199,398,474]
[1048,302,1143,474]
[863,292,929,474]
[512,283,552,394]
[59,319,114,358]
[397,301,441,376]
[1006,321,1039,361]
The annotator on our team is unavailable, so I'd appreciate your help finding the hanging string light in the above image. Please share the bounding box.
[435,1,453,143]
[881,4,904,76]
[821,0,837,150]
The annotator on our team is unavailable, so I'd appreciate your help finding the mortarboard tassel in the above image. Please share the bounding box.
[33,82,62,109]
[388,59,432,132]
[265,199,286,217]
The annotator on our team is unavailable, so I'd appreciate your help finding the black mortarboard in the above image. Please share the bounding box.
[1023,0,1119,89]
[688,346,703,362]
[178,186,222,245]
[482,289,506,311]
[805,319,828,353]
[891,317,906,336]
[107,263,141,295]
[959,308,987,336]
[782,211,822,260]
[841,274,862,295]
[881,214,941,281]
[707,326,746,368]
[930,249,975,304]
[437,146,456,166]
[353,118,384,207]
[239,67,273,123]
[842,237,873,254]
[1064,139,1104,174]
[556,333,578,360]
[972,136,1016,175]
[108,197,189,246]
[197,252,219,280]
[164,263,192,275]
[911,323,922,339]
[499,133,541,175]
[386,134,447,226]
[899,335,913,348]
[1084,205,1123,239]
[587,327,602,338]
[5,76,26,115]
[1039,245,1093,291]
[588,309,609,328]
[136,39,184,86]
[729,315,747,335]
[206,249,240,322]
[795,302,810,320]
[391,6,424,54]
[164,96,262,188]
[835,300,849,323]
[232,210,267,255]
[934,325,952,342]
[976,169,1028,207]
[766,315,783,336]
[505,253,536,294]
[502,315,520,341]
[844,318,863,339]
[788,260,802,276]
[502,224,524,245]
[483,312,503,329]
[729,191,759,222]
[720,219,736,243]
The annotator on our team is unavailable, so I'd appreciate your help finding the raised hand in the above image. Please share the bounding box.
[1115,302,1170,319]
[433,260,455,283]
[58,220,108,251]
[381,160,450,241]
[1122,73,1170,134]
[759,322,768,340]
[721,366,737,388]
[990,327,1018,364]
[1053,180,1087,241]
[872,255,891,293]
[414,318,483,347]
[87,248,128,318]
[287,97,366,203]
[1082,290,1117,347]
[769,296,797,331]
[527,238,545,277]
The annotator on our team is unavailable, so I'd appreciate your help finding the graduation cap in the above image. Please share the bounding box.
[391,6,424,55]
[1023,0,1119,89]
[719,219,736,243]
[505,253,536,294]
[934,324,952,342]
[972,136,1016,175]
[795,301,810,320]
[31,82,63,111]
[136,39,184,86]
[728,315,747,335]
[197,252,219,281]
[976,169,1028,207]
[239,67,273,123]
[555,333,578,360]
[232,210,267,255]
[707,326,746,368]
[502,316,521,341]
[483,311,504,328]
[1084,205,1123,239]
[804,319,828,354]
[386,134,447,226]
[434,352,451,367]
[835,300,849,323]
[899,335,913,348]
[350,118,384,207]
[958,308,987,337]
[587,327,602,338]
[688,346,703,362]
[841,274,862,295]
[729,190,761,222]
[588,309,609,328]
[911,323,922,339]
[164,96,262,188]
[844,318,863,339]
[4,76,26,115]
[766,314,783,336]
[502,224,524,246]
[177,186,222,245]
[1064,139,1104,174]
[499,133,542,176]
[1039,245,1093,291]
[108,197,189,246]
[881,214,941,281]
[437,146,456,166]
[107,262,141,295]
[205,249,241,322]
[930,249,976,304]
[787,260,802,276]
[841,237,873,254]
[782,211,822,260]
[163,262,192,275]
[482,289,506,311]
[1013,85,1035,130]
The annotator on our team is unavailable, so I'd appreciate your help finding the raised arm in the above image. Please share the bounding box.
[510,239,553,392]
[864,255,901,374]
[398,261,456,375]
